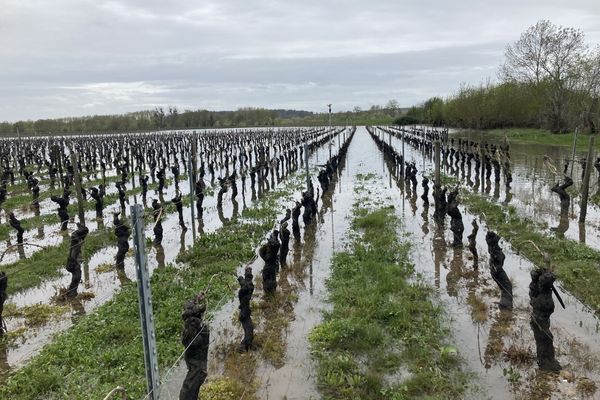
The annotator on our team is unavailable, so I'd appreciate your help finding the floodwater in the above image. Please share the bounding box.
[377,127,600,399]
[453,130,600,248]
[162,128,599,400]
[3,127,599,400]
[0,131,342,377]
[159,131,356,399]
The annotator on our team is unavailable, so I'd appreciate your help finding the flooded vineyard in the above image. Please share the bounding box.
[0,126,598,399]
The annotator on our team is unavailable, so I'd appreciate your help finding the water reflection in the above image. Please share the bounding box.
[154,244,165,269]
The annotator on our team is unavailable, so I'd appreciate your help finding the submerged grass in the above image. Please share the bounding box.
[309,198,469,399]
[0,176,301,399]
[3,230,114,295]
[0,184,146,241]
[461,190,600,315]
[3,303,68,327]
[2,177,192,294]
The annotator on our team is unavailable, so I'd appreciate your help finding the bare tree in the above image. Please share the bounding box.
[500,20,554,85]
[543,25,587,132]
[576,47,600,133]
[501,20,589,133]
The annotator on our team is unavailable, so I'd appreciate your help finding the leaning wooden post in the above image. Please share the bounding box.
[55,145,64,187]
[579,136,595,224]
[434,141,441,187]
[304,142,310,191]
[570,127,579,177]
[71,152,86,227]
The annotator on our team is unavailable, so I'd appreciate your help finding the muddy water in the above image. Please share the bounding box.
[376,128,600,399]
[1,132,339,264]
[449,130,600,249]
[0,136,340,375]
[159,133,358,399]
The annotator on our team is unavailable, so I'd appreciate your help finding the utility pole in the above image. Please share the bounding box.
[131,204,160,400]
[15,124,21,152]
[579,136,595,224]
[71,153,86,226]
[401,131,405,177]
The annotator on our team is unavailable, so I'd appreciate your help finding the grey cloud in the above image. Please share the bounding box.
[1,0,599,120]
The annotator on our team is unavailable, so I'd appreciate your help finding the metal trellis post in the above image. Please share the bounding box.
[131,204,160,400]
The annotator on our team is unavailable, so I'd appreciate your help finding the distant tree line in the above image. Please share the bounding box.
[0,102,404,137]
[398,20,600,133]
[0,107,280,136]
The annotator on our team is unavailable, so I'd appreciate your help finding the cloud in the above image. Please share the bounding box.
[1,0,599,120]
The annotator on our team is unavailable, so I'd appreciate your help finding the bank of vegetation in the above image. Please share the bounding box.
[0,104,400,137]
[309,179,469,399]
[398,20,600,135]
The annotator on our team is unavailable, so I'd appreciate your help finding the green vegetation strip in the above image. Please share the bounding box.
[309,201,468,399]
[0,176,301,399]
[461,190,600,314]
[459,128,599,150]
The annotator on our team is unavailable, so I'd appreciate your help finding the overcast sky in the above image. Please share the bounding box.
[1,0,599,121]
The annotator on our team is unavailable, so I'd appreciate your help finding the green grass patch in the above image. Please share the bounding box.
[461,190,600,315]
[309,201,469,399]
[0,174,299,399]
[465,128,598,150]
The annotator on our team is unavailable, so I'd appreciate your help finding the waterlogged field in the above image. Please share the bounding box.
[0,126,598,399]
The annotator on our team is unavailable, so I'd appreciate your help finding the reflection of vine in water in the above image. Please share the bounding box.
[154,244,165,269]
[432,223,447,289]
[445,246,464,299]
[178,230,186,260]
[69,296,86,325]
[0,343,10,383]
[421,203,430,235]
[492,178,501,202]
[483,309,515,370]
[485,177,492,196]
[34,206,44,240]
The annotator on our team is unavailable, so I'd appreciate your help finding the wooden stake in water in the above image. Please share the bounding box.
[570,127,579,177]
[434,141,441,187]
[401,131,405,176]
[188,159,196,242]
[304,143,310,191]
[579,136,595,224]
[71,152,86,227]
